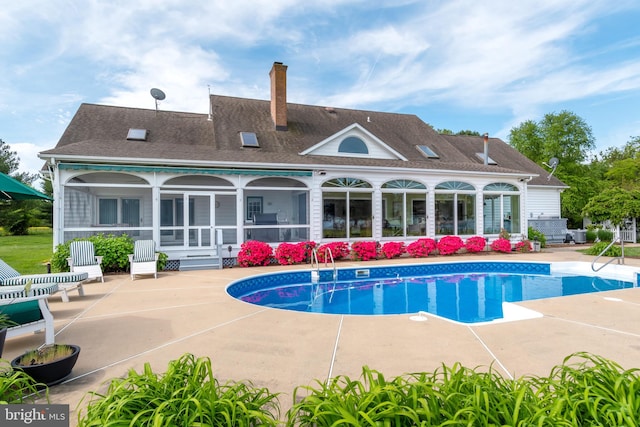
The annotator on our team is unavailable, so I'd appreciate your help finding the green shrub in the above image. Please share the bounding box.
[596,228,614,242]
[157,251,168,271]
[586,229,597,242]
[51,234,168,273]
[585,241,622,257]
[78,354,280,426]
[527,226,547,248]
[51,234,134,273]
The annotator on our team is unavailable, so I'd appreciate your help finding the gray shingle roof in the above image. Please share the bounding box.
[40,97,566,187]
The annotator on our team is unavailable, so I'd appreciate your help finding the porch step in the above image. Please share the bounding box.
[178,256,221,271]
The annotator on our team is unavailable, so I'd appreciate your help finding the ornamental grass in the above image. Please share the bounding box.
[77,354,279,426]
[74,352,640,426]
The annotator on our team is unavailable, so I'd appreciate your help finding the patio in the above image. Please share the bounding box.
[3,246,640,424]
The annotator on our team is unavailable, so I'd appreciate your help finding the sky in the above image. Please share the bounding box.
[2,0,640,176]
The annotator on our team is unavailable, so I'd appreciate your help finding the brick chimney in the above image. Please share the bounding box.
[269,62,288,131]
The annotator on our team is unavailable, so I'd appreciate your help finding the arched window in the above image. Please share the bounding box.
[322,177,372,239]
[323,178,372,188]
[435,181,476,235]
[338,136,368,154]
[381,179,428,238]
[483,183,521,235]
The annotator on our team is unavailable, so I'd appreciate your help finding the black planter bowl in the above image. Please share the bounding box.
[11,344,81,386]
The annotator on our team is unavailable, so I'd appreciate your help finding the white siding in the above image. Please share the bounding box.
[526,187,561,219]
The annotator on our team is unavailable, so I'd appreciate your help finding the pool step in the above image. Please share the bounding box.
[179,256,222,271]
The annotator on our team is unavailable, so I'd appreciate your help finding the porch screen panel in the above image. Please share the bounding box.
[382,193,402,237]
[349,193,372,238]
[160,194,185,247]
[323,192,347,239]
[483,195,500,234]
[435,194,455,235]
[121,199,140,227]
[483,183,520,235]
[189,195,211,247]
[507,194,521,234]
[215,194,238,245]
[64,188,92,227]
[99,199,117,225]
[409,195,427,236]
[457,194,476,234]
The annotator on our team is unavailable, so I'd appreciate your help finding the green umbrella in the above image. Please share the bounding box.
[0,172,52,201]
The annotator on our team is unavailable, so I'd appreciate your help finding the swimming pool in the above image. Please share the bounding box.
[227,261,640,324]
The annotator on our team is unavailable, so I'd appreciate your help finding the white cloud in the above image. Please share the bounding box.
[3,0,640,174]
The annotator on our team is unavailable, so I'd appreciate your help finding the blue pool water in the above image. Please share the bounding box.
[227,262,637,324]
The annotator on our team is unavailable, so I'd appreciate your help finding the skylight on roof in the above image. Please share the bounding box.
[475,152,497,165]
[417,145,439,159]
[240,132,259,147]
[127,128,148,141]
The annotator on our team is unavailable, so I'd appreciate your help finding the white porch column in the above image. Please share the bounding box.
[151,172,160,244]
[52,162,63,248]
[427,187,436,237]
[477,188,484,237]
[236,188,244,245]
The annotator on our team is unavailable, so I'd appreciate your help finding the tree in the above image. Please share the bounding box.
[509,111,597,227]
[582,188,640,226]
[0,138,20,175]
[0,139,51,234]
[591,137,640,192]
[436,129,481,136]
[509,110,595,168]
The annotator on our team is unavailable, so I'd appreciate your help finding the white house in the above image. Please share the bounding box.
[39,62,567,268]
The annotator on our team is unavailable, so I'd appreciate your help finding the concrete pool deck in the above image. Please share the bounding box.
[3,246,640,423]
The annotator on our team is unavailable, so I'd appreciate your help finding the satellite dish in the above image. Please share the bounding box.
[150,88,166,101]
[150,88,166,113]
[542,157,559,181]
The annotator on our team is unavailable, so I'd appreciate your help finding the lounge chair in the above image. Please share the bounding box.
[0,258,88,302]
[67,241,104,283]
[128,240,159,280]
[0,294,55,345]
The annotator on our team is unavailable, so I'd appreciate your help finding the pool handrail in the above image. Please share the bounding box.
[591,234,625,272]
[311,247,337,282]
[310,247,338,303]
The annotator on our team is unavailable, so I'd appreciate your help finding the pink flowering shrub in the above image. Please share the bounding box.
[299,241,317,262]
[437,235,464,255]
[406,238,437,258]
[274,242,307,265]
[465,236,487,253]
[381,241,406,259]
[237,240,273,267]
[316,242,350,262]
[351,241,380,261]
[515,240,532,253]
[490,238,512,253]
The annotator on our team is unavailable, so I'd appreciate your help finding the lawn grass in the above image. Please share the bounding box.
[0,228,54,274]
[576,244,640,258]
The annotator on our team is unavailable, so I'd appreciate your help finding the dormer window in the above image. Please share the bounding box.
[240,132,259,147]
[127,128,148,141]
[338,136,368,154]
